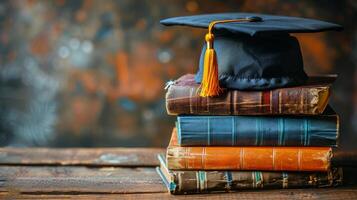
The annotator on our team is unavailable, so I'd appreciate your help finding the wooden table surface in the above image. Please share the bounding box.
[0,148,357,200]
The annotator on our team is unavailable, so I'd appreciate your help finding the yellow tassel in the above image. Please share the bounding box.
[199,17,260,97]
[200,33,222,97]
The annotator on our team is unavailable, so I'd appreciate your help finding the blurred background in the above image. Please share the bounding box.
[0,0,355,148]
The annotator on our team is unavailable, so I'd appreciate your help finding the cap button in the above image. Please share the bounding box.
[205,33,214,42]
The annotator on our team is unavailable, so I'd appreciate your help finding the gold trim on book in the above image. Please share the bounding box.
[185,147,189,169]
[300,87,305,113]
[201,147,206,169]
[278,90,282,114]
[240,148,244,170]
[259,91,263,114]
[336,114,340,147]
[195,172,200,192]
[282,173,289,188]
[189,87,194,114]
[297,148,302,171]
[270,90,273,113]
[272,148,276,170]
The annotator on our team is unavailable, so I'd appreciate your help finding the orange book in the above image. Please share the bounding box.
[167,128,332,171]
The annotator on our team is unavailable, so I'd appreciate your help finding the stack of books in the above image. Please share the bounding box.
[157,74,343,194]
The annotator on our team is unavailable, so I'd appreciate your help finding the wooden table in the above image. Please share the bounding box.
[0,148,357,199]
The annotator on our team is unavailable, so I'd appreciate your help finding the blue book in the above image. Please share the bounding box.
[177,108,339,147]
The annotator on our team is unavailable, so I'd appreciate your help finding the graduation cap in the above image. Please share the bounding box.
[160,13,342,97]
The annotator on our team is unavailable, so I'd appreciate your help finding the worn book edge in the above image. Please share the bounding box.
[156,154,176,194]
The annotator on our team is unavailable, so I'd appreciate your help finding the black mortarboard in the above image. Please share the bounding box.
[160,13,342,97]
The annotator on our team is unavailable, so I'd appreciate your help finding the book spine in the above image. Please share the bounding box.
[166,146,332,171]
[177,115,338,146]
[169,169,342,194]
[166,85,329,115]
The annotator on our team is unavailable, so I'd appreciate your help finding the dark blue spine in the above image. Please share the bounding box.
[177,115,338,146]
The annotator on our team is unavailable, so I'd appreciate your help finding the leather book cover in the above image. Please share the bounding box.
[166,74,336,115]
[167,128,332,171]
[157,154,343,194]
[177,108,339,146]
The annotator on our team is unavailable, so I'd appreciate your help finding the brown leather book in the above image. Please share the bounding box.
[157,154,343,194]
[167,128,331,171]
[166,74,336,115]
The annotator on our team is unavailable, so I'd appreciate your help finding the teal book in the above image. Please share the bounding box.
[177,106,339,146]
